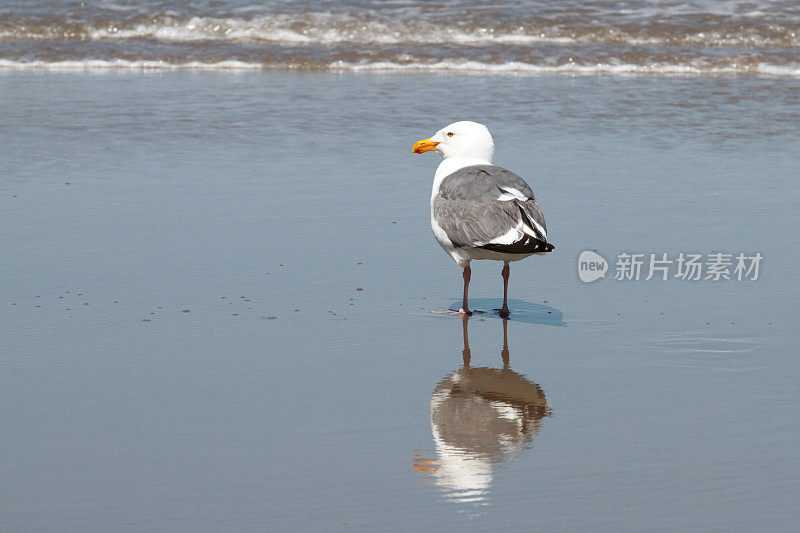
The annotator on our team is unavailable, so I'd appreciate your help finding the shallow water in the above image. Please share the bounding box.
[2,71,799,531]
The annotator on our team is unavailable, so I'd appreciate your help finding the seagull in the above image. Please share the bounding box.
[412,121,554,318]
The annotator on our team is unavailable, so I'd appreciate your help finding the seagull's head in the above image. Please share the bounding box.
[412,121,494,162]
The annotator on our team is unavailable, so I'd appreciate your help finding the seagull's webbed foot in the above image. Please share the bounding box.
[493,307,510,318]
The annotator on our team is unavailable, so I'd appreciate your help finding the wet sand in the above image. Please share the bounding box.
[1,71,799,531]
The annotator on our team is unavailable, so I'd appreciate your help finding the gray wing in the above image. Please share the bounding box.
[433,165,554,254]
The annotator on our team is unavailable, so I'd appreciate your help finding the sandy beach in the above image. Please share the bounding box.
[2,68,799,531]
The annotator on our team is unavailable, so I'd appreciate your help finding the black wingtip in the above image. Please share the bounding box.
[479,238,554,255]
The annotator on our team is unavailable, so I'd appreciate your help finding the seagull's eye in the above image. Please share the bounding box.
[446,132,454,137]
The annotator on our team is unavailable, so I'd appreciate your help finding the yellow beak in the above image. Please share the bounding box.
[412,138,439,154]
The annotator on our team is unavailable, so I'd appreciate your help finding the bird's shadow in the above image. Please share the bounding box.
[445,298,566,326]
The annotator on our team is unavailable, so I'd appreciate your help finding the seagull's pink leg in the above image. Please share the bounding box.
[499,262,510,318]
[459,263,472,315]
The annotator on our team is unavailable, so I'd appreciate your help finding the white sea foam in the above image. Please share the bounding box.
[2,58,799,77]
[5,20,794,49]
[754,63,800,76]
[82,15,577,45]
[329,60,800,77]
[3,11,799,48]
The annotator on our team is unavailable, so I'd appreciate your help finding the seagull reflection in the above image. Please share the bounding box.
[414,316,550,505]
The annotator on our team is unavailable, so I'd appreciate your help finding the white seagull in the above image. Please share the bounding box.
[412,121,554,318]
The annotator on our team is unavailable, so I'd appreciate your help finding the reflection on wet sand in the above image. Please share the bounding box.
[414,317,550,505]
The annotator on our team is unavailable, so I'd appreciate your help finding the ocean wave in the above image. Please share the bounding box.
[2,58,799,77]
[330,60,800,76]
[2,13,799,48]
[1,15,576,45]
